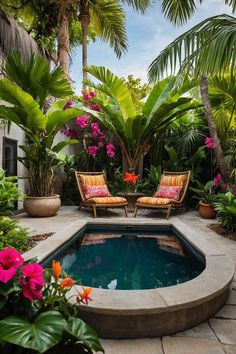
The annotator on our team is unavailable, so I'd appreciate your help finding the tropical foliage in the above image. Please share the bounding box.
[0,54,84,196]
[0,217,29,252]
[214,191,236,232]
[83,66,200,173]
[0,168,24,216]
[0,249,103,353]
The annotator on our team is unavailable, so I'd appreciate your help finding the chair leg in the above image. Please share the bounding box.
[166,205,171,220]
[124,205,128,217]
[92,205,97,218]
[134,205,138,217]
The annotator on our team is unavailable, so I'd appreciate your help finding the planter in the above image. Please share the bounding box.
[23,194,61,217]
[199,201,217,219]
[118,192,144,212]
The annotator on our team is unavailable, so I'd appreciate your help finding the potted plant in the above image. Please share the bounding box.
[190,180,217,219]
[0,54,84,217]
[0,248,104,353]
[214,191,236,233]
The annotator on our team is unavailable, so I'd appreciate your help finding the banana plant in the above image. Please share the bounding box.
[83,66,201,172]
[0,54,85,197]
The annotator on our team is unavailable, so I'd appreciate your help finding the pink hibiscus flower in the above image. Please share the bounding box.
[0,248,24,283]
[63,129,77,138]
[106,143,115,158]
[214,173,222,187]
[91,123,102,138]
[19,263,44,301]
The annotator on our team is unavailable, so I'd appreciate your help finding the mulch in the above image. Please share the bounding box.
[208,224,236,241]
[28,232,55,248]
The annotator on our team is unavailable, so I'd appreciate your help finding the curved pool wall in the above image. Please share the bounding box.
[23,218,234,339]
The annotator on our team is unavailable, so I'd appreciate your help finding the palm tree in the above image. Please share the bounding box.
[81,66,199,174]
[148,13,236,181]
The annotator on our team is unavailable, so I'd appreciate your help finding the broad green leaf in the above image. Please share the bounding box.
[66,317,104,353]
[0,311,67,353]
[52,139,79,153]
[46,108,82,133]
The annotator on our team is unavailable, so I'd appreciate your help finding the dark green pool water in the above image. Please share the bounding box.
[53,229,204,290]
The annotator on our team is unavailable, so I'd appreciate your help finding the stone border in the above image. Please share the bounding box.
[23,217,234,339]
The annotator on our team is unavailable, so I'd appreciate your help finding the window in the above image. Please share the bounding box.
[2,137,17,177]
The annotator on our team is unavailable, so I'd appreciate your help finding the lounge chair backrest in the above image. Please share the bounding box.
[159,170,191,203]
[75,171,107,202]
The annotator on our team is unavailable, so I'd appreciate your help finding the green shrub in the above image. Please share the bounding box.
[0,168,25,216]
[0,217,29,252]
[214,192,236,233]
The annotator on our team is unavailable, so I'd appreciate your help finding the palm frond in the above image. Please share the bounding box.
[148,14,236,82]
[90,0,128,58]
[161,0,203,26]
[121,0,151,14]
[0,10,49,62]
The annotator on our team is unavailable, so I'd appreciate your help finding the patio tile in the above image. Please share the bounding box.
[223,345,236,354]
[226,285,236,305]
[171,322,216,339]
[162,336,225,354]
[100,338,163,354]
[214,305,236,319]
[209,319,236,345]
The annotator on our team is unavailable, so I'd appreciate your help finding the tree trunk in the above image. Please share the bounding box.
[200,75,230,181]
[57,0,70,76]
[79,0,90,83]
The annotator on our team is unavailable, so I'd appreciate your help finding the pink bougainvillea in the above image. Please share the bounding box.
[88,145,99,157]
[19,263,44,301]
[89,103,103,112]
[106,143,115,158]
[91,123,102,138]
[76,115,90,129]
[89,91,97,98]
[0,248,24,283]
[213,173,222,187]
[63,129,77,138]
[205,137,216,149]
[63,100,73,110]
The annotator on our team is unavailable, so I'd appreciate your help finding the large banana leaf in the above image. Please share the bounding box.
[86,65,136,119]
[142,77,176,117]
[0,79,46,130]
[46,107,83,134]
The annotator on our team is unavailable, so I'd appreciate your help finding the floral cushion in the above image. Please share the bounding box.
[154,185,182,201]
[83,184,111,200]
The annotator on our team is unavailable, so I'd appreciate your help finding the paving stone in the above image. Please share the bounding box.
[226,287,236,305]
[172,322,216,339]
[209,319,236,345]
[223,345,236,354]
[100,338,163,354]
[162,336,225,354]
[214,306,236,319]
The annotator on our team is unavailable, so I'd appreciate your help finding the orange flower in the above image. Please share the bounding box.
[76,287,92,305]
[52,260,62,279]
[123,172,138,184]
[60,277,75,289]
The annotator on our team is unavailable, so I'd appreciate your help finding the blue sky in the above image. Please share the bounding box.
[70,0,233,94]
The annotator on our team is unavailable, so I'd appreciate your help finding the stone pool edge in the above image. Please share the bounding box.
[23,217,234,339]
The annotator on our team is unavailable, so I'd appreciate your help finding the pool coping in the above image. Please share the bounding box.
[23,216,234,338]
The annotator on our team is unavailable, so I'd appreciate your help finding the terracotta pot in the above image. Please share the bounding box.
[199,201,217,219]
[23,194,61,217]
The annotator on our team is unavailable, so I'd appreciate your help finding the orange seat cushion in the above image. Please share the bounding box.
[136,197,172,205]
[85,197,127,205]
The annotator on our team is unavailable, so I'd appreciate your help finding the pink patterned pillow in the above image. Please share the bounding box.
[154,185,182,200]
[83,184,111,200]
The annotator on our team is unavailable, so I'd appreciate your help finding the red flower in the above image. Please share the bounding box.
[0,248,24,283]
[76,287,92,305]
[19,263,44,301]
[123,172,139,184]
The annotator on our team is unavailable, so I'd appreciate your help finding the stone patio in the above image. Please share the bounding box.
[15,207,236,354]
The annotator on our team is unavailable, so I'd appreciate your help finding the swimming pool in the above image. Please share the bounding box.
[42,224,205,290]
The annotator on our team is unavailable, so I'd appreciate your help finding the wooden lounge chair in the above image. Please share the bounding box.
[134,170,191,219]
[75,171,128,218]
